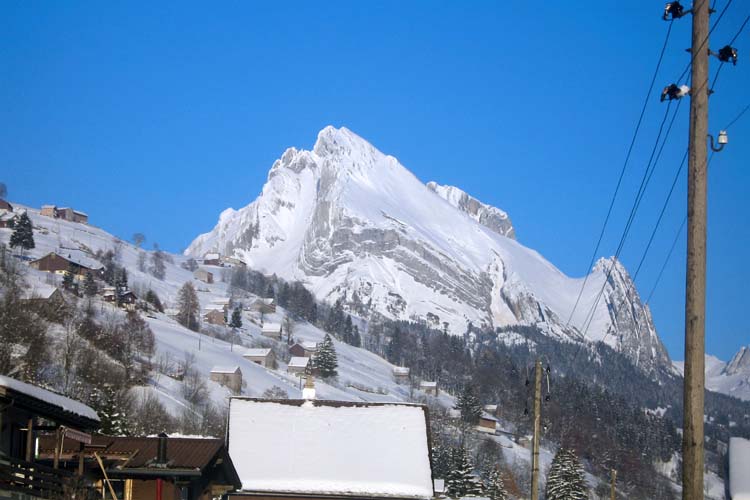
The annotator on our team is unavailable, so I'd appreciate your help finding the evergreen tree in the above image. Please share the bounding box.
[343,314,353,343]
[9,212,34,251]
[446,447,483,498]
[483,468,508,500]
[431,444,452,480]
[455,385,482,424]
[351,324,361,347]
[145,289,164,312]
[545,448,588,500]
[61,265,76,293]
[229,306,243,329]
[314,334,338,378]
[90,385,130,436]
[176,282,200,331]
[386,326,404,363]
[83,272,98,297]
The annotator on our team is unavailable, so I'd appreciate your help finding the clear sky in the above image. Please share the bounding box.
[2,2,748,361]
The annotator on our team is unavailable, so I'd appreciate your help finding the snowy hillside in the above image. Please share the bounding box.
[674,346,750,401]
[0,205,432,413]
[187,126,670,373]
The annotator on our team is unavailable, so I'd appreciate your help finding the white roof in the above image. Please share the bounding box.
[420,381,437,388]
[204,253,220,260]
[301,341,318,350]
[22,284,59,300]
[228,400,433,499]
[49,249,103,271]
[288,357,310,368]
[262,323,282,332]
[244,348,272,358]
[393,367,410,375]
[483,404,498,412]
[480,412,499,422]
[0,375,99,422]
[205,304,225,312]
[730,437,750,499]
[211,297,231,305]
[211,366,241,374]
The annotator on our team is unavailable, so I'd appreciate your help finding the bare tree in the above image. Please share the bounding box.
[132,233,146,248]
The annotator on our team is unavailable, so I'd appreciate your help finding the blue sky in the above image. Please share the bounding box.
[2,2,748,361]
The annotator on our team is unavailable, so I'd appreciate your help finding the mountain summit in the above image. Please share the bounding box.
[187,126,670,372]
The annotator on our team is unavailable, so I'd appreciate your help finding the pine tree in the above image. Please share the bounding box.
[83,272,98,297]
[62,265,76,293]
[145,289,164,312]
[484,468,508,500]
[314,334,338,378]
[229,306,242,329]
[176,282,200,331]
[545,448,588,500]
[90,385,130,436]
[455,385,482,424]
[446,447,483,498]
[9,212,34,251]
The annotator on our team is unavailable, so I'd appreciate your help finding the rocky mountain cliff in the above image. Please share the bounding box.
[674,346,750,401]
[187,126,671,373]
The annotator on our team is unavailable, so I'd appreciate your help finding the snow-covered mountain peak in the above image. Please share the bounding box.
[187,128,672,373]
[725,346,750,376]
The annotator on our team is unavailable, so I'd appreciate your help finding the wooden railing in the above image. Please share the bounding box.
[0,456,74,499]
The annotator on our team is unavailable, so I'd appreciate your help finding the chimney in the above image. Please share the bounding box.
[157,432,168,464]
[302,375,316,400]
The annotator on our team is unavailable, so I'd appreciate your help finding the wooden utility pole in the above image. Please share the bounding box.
[610,469,617,500]
[683,1,710,499]
[530,360,542,500]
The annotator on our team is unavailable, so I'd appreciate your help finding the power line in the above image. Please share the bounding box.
[645,215,687,304]
[565,21,675,327]
[632,149,688,281]
[708,14,749,92]
[724,103,750,130]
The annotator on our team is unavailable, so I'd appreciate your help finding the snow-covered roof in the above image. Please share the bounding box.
[204,253,220,260]
[228,399,433,499]
[205,304,225,311]
[288,357,310,368]
[393,367,410,375]
[480,412,499,422]
[419,381,437,388]
[22,284,59,300]
[262,322,282,332]
[43,249,103,271]
[483,404,498,412]
[211,297,231,305]
[730,437,750,499]
[0,375,99,423]
[244,348,272,358]
[211,366,241,374]
[301,341,318,350]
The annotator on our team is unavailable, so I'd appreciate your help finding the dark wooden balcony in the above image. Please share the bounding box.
[0,456,80,499]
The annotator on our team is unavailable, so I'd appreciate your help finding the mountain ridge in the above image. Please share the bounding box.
[187,126,671,373]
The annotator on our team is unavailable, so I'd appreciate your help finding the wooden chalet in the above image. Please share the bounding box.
[102,287,138,309]
[247,298,276,314]
[203,253,222,266]
[39,205,88,224]
[30,251,103,278]
[289,341,317,358]
[0,375,100,499]
[476,413,498,434]
[0,199,12,212]
[0,212,16,229]
[242,348,275,368]
[393,366,410,384]
[226,399,434,500]
[419,381,438,396]
[38,433,241,500]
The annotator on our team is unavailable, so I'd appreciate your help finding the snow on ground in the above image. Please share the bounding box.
[674,354,750,401]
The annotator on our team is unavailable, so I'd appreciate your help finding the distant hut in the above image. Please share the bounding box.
[419,381,438,396]
[243,348,275,368]
[210,366,243,394]
[194,268,214,284]
[261,323,283,341]
[287,357,310,376]
[392,367,410,384]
